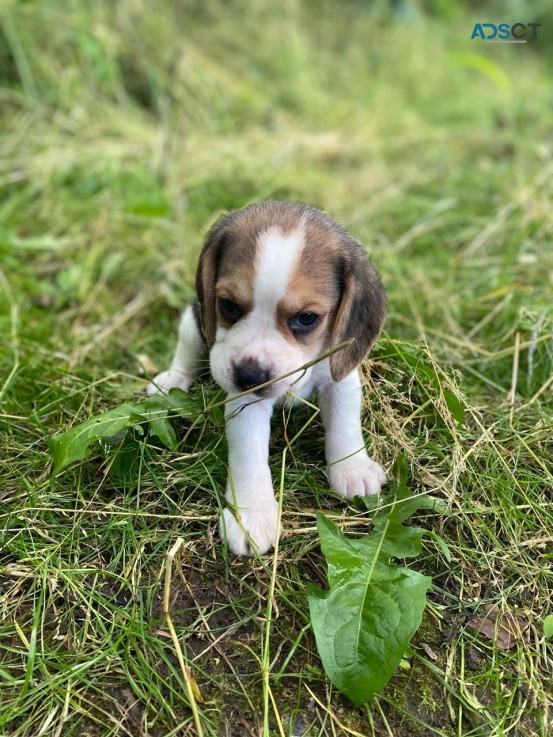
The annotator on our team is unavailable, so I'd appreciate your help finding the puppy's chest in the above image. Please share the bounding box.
[276,360,332,407]
[277,378,317,408]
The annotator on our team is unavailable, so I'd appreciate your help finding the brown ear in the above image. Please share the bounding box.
[329,238,386,382]
[195,213,233,347]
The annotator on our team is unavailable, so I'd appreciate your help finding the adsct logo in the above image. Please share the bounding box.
[470,23,541,43]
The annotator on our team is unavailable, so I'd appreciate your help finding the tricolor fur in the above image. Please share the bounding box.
[148,201,387,555]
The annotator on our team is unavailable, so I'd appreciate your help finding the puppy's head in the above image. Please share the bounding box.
[196,201,386,397]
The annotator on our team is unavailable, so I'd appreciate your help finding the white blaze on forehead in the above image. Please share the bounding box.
[254,226,304,313]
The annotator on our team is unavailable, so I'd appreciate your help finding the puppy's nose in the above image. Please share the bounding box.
[234,360,270,391]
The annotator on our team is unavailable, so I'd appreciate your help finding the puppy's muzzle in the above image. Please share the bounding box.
[233,359,271,392]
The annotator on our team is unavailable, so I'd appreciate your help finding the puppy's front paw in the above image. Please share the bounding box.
[147,368,193,396]
[328,454,387,499]
[220,500,280,556]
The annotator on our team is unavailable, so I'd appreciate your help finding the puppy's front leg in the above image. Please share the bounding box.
[147,305,204,395]
[319,368,387,498]
[220,397,279,556]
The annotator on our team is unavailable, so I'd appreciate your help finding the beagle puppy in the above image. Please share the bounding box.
[148,201,387,555]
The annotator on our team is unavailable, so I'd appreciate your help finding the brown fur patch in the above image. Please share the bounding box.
[215,277,254,313]
[197,202,307,342]
[196,201,386,367]
[328,236,386,381]
[278,276,340,346]
[217,201,307,288]
[276,213,343,345]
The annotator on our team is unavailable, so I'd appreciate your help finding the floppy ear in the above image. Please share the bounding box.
[195,214,233,347]
[329,238,386,382]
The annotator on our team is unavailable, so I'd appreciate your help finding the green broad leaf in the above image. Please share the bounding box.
[47,389,197,474]
[543,614,553,640]
[443,389,465,427]
[307,514,431,704]
[148,416,177,448]
[104,431,142,479]
[357,491,447,560]
[357,455,449,560]
[308,454,446,704]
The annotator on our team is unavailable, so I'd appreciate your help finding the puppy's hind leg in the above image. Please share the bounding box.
[147,304,205,395]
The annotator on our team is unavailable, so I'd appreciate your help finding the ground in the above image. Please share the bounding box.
[0,2,552,736]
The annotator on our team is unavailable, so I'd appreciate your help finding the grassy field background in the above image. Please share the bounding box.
[1,1,552,735]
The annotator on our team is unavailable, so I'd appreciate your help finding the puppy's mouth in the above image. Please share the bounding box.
[230,379,278,399]
[231,372,308,400]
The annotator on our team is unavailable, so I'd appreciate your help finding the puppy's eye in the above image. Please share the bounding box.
[219,298,243,321]
[290,312,320,333]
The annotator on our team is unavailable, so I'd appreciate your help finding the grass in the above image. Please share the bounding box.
[1,1,552,735]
